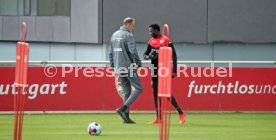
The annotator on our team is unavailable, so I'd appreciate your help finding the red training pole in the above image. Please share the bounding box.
[158,24,172,140]
[14,21,29,140]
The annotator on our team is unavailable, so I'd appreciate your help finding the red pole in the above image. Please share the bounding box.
[158,23,172,140]
[13,87,19,140]
[18,87,25,140]
[14,21,29,140]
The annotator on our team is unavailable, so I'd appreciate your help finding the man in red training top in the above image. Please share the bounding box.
[144,24,186,124]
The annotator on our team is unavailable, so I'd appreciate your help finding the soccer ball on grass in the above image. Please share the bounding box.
[87,122,102,136]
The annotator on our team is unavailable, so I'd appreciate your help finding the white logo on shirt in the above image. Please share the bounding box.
[113,48,122,51]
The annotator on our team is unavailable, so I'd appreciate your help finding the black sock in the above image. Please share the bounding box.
[120,105,128,112]
[176,107,183,115]
[125,112,129,119]
[171,96,183,115]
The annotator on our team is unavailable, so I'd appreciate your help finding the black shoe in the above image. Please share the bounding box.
[124,118,136,124]
[116,108,128,122]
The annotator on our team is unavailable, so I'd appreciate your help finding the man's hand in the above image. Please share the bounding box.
[144,54,152,60]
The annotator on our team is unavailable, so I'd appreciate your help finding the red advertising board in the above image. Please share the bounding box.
[0,66,276,111]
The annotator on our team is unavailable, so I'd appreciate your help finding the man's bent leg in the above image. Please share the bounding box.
[123,71,143,107]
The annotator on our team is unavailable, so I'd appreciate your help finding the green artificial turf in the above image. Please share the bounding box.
[0,112,276,140]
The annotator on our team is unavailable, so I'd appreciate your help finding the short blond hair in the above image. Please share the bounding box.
[123,17,135,26]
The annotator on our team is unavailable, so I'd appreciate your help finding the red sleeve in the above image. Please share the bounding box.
[168,37,172,44]
[148,38,153,44]
[163,36,172,45]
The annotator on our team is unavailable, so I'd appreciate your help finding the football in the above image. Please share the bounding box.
[87,122,102,136]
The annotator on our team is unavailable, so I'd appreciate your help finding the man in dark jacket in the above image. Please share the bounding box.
[144,24,186,124]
